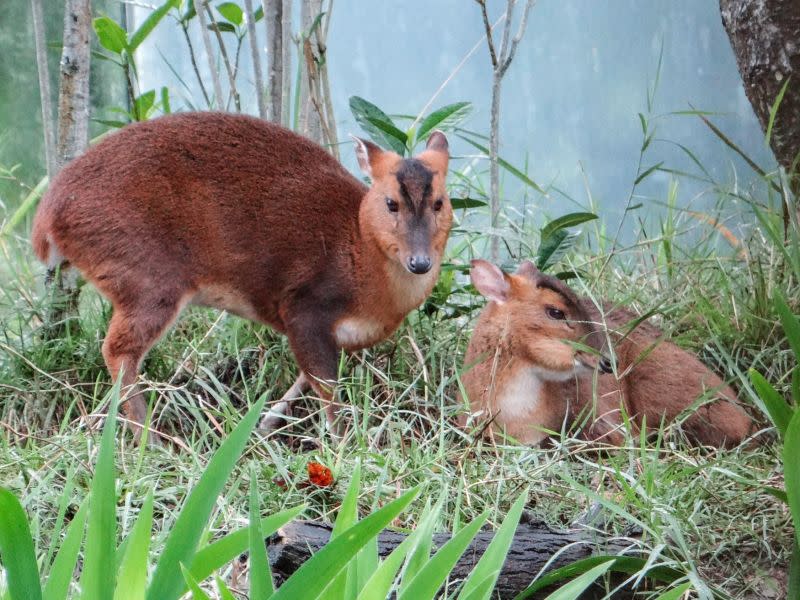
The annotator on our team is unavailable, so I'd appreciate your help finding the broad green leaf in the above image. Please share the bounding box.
[450,197,487,210]
[653,582,692,600]
[357,503,439,600]
[181,564,212,600]
[147,395,266,600]
[349,96,407,155]
[248,471,273,600]
[398,511,489,600]
[216,2,244,25]
[183,505,305,592]
[43,500,88,600]
[543,560,614,600]
[536,229,577,272]
[417,102,472,143]
[0,488,42,600]
[514,555,683,598]
[80,387,121,600]
[458,491,527,600]
[540,212,598,243]
[129,0,179,52]
[784,410,800,548]
[93,16,128,54]
[134,90,157,121]
[460,573,499,600]
[749,368,793,438]
[271,487,421,600]
[114,492,154,600]
[326,463,362,600]
[209,22,237,34]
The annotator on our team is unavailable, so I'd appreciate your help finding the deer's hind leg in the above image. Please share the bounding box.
[101,290,189,438]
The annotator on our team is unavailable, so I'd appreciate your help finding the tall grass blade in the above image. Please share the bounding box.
[542,559,614,600]
[784,410,800,548]
[128,0,180,53]
[749,368,793,438]
[1,176,48,236]
[326,462,362,600]
[248,470,273,600]
[80,386,121,600]
[457,135,545,193]
[271,487,421,600]
[654,582,693,600]
[183,506,304,590]
[765,77,791,147]
[215,576,236,600]
[147,395,266,600]
[789,542,800,600]
[540,213,598,242]
[457,491,527,600]
[113,492,154,600]
[180,565,212,600]
[43,500,88,600]
[0,488,43,600]
[397,511,489,600]
[775,290,800,362]
[399,499,439,594]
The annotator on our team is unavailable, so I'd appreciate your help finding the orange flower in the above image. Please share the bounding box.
[306,461,334,487]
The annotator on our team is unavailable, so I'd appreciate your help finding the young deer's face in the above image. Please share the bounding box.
[354,132,452,275]
[470,260,612,380]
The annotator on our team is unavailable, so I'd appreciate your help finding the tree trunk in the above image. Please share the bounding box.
[263,0,283,122]
[56,0,91,169]
[719,0,800,175]
[244,0,266,118]
[297,0,324,144]
[267,519,643,599]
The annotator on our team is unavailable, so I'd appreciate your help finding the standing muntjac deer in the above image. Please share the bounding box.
[31,112,452,438]
[460,259,753,448]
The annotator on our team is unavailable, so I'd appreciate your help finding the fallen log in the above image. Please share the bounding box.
[267,516,645,598]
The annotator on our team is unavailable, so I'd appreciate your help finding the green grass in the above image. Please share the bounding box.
[0,122,797,598]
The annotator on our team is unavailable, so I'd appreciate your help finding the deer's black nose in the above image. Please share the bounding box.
[408,255,432,274]
[599,356,613,374]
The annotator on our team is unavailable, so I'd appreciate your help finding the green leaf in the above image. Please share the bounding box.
[208,22,237,34]
[417,102,472,143]
[540,212,598,242]
[183,505,305,591]
[147,395,267,600]
[93,16,129,55]
[397,511,489,600]
[776,290,800,363]
[43,500,88,600]
[789,541,800,600]
[248,471,273,600]
[399,499,438,593]
[134,90,157,121]
[271,487,421,600]
[80,387,121,600]
[0,176,48,237]
[784,410,800,548]
[765,77,791,147]
[542,559,614,600]
[634,161,664,185]
[450,197,487,210]
[349,96,408,155]
[357,503,439,600]
[180,564,212,600]
[457,135,545,194]
[215,576,236,600]
[326,463,362,600]
[114,492,154,600]
[536,229,577,272]
[129,0,179,52]
[0,488,43,600]
[458,491,527,600]
[653,582,693,600]
[749,368,793,438]
[216,2,244,25]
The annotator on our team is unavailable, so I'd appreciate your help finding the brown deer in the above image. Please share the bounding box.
[460,259,753,448]
[31,112,452,438]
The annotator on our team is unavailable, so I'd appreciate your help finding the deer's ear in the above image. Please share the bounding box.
[351,135,384,178]
[418,130,449,175]
[515,260,539,282]
[470,259,510,303]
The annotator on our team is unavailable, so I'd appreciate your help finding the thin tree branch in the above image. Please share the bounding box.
[475,0,497,68]
[243,0,267,118]
[30,0,56,180]
[204,3,241,111]
[499,0,535,76]
[262,0,283,121]
[193,0,224,108]
[180,20,212,107]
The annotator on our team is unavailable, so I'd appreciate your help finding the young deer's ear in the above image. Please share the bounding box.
[419,130,449,174]
[350,135,383,178]
[470,259,510,304]
[426,130,449,153]
[515,260,539,282]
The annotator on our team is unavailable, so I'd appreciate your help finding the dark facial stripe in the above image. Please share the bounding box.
[396,159,433,214]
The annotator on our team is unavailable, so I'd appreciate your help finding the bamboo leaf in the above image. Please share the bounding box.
[450,197,487,210]
[93,16,129,55]
[536,229,577,272]
[417,102,472,143]
[458,135,545,193]
[349,96,408,155]
[147,395,266,600]
[0,488,43,600]
[129,0,180,53]
[540,212,598,242]
[271,487,421,600]
[634,161,664,185]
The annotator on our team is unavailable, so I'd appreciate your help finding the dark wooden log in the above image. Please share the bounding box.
[267,516,644,599]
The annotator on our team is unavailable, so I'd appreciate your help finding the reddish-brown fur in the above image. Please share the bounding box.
[32,112,451,434]
[460,260,753,448]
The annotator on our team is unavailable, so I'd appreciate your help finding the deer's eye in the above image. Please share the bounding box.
[433,198,444,212]
[386,198,399,213]
[546,307,566,320]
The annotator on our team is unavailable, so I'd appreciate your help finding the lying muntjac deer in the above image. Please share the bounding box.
[32,112,452,438]
[460,259,753,448]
